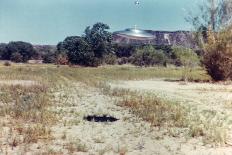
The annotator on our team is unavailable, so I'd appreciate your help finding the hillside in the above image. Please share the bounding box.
[113,30,196,49]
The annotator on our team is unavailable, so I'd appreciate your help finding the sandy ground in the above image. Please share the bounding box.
[109,79,232,155]
[49,79,232,155]
[1,79,232,154]
[110,79,232,113]
[51,82,172,155]
[0,80,39,86]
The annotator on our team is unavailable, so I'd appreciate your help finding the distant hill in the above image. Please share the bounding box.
[33,45,57,54]
[113,30,197,49]
[33,30,196,51]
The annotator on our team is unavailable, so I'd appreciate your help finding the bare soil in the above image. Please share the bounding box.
[2,78,232,154]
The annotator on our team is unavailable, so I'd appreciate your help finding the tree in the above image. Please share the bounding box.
[6,41,36,62]
[203,26,232,80]
[0,43,8,59]
[187,0,232,31]
[187,0,232,81]
[57,36,101,66]
[57,22,113,67]
[84,22,113,58]
[186,0,232,47]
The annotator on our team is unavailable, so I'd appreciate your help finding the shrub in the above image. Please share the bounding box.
[203,27,232,81]
[171,47,200,67]
[171,47,200,81]
[113,44,136,58]
[3,61,11,66]
[10,52,23,63]
[118,57,129,65]
[43,52,56,63]
[131,45,167,67]
[56,54,69,65]
[103,53,117,65]
[0,84,52,123]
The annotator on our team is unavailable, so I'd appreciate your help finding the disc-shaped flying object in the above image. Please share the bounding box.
[134,0,140,5]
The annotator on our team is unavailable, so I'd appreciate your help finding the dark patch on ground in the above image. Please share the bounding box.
[84,115,119,122]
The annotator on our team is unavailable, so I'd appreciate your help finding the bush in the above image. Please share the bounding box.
[10,52,23,63]
[43,52,56,63]
[103,54,117,65]
[113,44,136,58]
[203,27,232,81]
[118,57,130,65]
[3,61,11,66]
[130,45,167,67]
[56,54,69,65]
[171,47,200,67]
[171,47,200,81]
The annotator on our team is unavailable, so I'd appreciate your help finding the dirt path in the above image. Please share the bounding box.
[0,80,39,86]
[1,78,232,154]
[110,79,232,113]
[49,79,232,155]
[108,79,232,155]
[52,82,175,155]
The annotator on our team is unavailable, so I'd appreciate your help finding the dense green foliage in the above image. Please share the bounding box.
[57,36,95,66]
[6,41,35,62]
[130,45,167,66]
[103,53,117,65]
[34,45,57,63]
[171,47,200,67]
[113,44,136,58]
[0,22,201,68]
[57,23,113,66]
[0,43,8,60]
[84,23,113,58]
[10,52,23,62]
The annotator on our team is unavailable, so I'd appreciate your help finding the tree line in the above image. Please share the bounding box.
[1,0,232,82]
[0,22,199,69]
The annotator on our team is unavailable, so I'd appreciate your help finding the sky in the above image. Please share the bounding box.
[0,0,202,45]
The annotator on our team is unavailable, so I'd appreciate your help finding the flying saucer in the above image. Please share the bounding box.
[114,28,154,40]
[134,0,140,5]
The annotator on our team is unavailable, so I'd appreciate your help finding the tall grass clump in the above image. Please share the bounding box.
[109,88,187,127]
[105,86,229,146]
[188,110,229,146]
[0,84,55,124]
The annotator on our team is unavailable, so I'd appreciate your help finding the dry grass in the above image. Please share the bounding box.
[120,92,187,127]
[0,84,55,154]
[65,139,88,153]
[0,64,209,85]
[104,86,188,128]
[188,110,229,146]
[0,84,54,123]
[0,65,57,153]
[102,84,230,146]
[0,64,217,154]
